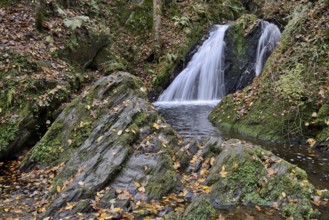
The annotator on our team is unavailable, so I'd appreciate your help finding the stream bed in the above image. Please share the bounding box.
[155,102,329,189]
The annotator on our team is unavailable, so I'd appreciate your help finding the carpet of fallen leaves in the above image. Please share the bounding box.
[0,154,64,219]
[0,4,72,81]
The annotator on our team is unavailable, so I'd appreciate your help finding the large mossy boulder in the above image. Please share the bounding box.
[0,52,79,161]
[210,1,329,146]
[181,138,320,219]
[21,72,181,218]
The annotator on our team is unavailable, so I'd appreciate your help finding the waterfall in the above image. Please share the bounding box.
[255,21,281,76]
[157,25,229,103]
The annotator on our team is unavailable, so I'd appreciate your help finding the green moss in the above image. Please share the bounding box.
[152,61,174,92]
[0,120,19,155]
[230,159,264,193]
[126,0,153,35]
[208,0,245,21]
[315,104,329,127]
[146,167,177,199]
[316,127,329,145]
[274,63,305,104]
[183,198,217,220]
[282,202,319,219]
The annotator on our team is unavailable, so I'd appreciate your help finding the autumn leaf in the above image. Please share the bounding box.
[117,130,123,136]
[200,169,208,176]
[202,185,212,193]
[306,138,316,147]
[134,182,141,187]
[118,193,130,200]
[56,185,61,192]
[267,168,276,176]
[97,135,103,143]
[210,157,215,166]
[231,163,238,169]
[65,202,76,210]
[220,166,228,178]
[153,123,160,130]
[138,186,145,193]
[111,207,122,213]
[173,161,181,170]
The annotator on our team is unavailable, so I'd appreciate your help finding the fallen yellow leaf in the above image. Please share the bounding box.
[153,123,159,130]
[220,166,228,178]
[210,157,215,166]
[138,186,145,193]
[97,135,103,143]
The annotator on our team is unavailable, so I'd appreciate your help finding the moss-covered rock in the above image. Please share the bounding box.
[21,72,145,168]
[224,14,261,94]
[26,72,181,218]
[205,139,319,219]
[182,198,217,220]
[0,52,79,161]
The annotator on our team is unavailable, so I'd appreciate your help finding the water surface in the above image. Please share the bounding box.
[154,101,221,141]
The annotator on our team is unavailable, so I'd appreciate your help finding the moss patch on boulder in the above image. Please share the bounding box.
[205,139,319,219]
[182,198,217,220]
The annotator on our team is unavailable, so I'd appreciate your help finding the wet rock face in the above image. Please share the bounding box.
[22,72,181,218]
[224,15,262,95]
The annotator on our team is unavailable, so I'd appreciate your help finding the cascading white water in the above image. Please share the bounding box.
[255,21,281,76]
[157,25,229,103]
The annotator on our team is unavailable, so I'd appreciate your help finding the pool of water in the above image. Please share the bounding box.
[154,101,221,140]
[154,102,329,190]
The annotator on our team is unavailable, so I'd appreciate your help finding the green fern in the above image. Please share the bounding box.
[7,88,15,107]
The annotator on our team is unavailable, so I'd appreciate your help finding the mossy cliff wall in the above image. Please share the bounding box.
[210,1,329,146]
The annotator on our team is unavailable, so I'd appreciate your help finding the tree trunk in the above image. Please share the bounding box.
[153,0,161,59]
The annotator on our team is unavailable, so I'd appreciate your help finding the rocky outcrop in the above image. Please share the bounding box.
[224,14,262,94]
[210,1,329,146]
[179,138,320,219]
[21,72,181,218]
